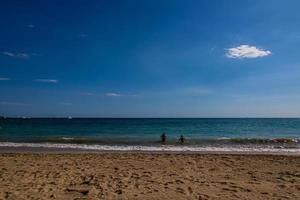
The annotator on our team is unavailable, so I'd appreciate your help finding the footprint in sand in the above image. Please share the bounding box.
[175,179,184,184]
[197,193,209,200]
[65,187,89,196]
[188,186,193,194]
[176,187,186,194]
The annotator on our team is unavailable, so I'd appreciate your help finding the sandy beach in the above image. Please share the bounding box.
[0,152,299,200]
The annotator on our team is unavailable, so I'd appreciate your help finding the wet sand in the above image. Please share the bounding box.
[1,153,300,199]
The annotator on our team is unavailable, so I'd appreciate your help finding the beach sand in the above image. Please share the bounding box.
[0,153,300,199]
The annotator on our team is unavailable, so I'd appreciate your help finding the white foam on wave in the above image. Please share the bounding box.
[62,137,74,140]
[0,142,300,154]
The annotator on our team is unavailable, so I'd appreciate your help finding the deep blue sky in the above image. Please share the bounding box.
[1,0,300,117]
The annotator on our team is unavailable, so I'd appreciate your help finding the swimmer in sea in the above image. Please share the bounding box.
[179,135,185,145]
[161,132,167,144]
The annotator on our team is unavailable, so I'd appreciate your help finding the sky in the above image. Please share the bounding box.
[1,0,300,117]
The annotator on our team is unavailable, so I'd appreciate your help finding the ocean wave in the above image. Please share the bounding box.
[19,137,300,146]
[61,137,75,140]
[0,142,300,154]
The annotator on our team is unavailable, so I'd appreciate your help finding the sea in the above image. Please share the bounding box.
[1,118,300,153]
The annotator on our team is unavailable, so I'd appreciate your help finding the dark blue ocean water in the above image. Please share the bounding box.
[1,118,300,152]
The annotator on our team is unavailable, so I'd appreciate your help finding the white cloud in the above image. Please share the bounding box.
[105,92,139,97]
[34,79,59,83]
[105,93,123,97]
[226,45,271,59]
[3,52,14,57]
[3,51,30,59]
[80,92,138,97]
[0,77,10,81]
[0,101,28,106]
[27,24,35,28]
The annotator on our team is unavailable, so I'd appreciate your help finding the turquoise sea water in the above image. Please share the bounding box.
[1,118,300,152]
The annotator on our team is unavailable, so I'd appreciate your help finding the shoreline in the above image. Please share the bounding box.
[1,146,300,156]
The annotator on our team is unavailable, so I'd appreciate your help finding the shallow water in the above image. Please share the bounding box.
[0,118,300,152]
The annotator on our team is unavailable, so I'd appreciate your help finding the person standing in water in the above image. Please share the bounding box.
[179,135,185,144]
[161,132,167,144]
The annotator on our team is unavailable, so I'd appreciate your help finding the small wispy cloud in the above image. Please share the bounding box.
[79,92,139,97]
[0,77,10,81]
[27,24,35,28]
[0,101,29,106]
[145,86,213,98]
[3,51,30,59]
[105,93,123,97]
[34,79,59,83]
[105,92,139,97]
[79,92,95,96]
[226,45,271,59]
[80,92,137,97]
